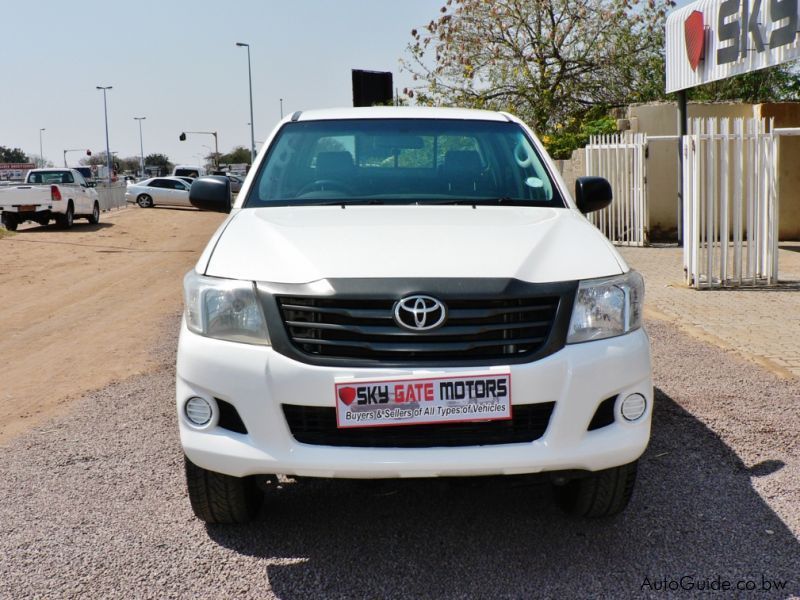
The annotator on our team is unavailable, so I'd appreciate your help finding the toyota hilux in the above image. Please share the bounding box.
[178,107,651,523]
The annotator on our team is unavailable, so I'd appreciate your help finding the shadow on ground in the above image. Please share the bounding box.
[18,221,114,233]
[207,388,800,599]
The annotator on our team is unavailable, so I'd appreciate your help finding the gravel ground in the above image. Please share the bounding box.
[1,315,798,599]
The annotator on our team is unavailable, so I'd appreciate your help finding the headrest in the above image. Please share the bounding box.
[316,151,354,173]
[443,150,482,173]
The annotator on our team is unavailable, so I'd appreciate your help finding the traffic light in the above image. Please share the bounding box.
[179,132,186,141]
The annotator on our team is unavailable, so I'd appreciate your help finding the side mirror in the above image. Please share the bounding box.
[189,176,231,213]
[574,176,612,214]
[86,181,96,188]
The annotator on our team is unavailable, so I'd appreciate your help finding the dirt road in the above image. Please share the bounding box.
[0,207,225,443]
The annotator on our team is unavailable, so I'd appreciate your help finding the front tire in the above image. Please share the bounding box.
[87,201,100,224]
[1,213,18,231]
[137,194,153,208]
[184,457,262,524]
[552,460,638,518]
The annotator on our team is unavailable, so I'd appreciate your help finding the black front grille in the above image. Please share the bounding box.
[282,403,555,448]
[277,295,559,362]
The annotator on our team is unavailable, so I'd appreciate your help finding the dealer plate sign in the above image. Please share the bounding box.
[334,370,511,428]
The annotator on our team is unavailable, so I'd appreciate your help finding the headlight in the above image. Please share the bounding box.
[567,271,644,344]
[183,271,269,345]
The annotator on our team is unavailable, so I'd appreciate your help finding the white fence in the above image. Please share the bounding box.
[95,182,127,211]
[584,133,648,246]
[682,118,779,288]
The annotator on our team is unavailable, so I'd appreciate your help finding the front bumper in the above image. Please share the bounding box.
[176,320,652,478]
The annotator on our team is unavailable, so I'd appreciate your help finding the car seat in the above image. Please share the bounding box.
[441,150,486,194]
[315,151,354,178]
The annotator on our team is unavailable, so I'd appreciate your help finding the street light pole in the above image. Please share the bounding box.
[39,128,46,168]
[236,42,256,164]
[96,86,113,183]
[134,117,146,177]
[280,98,283,119]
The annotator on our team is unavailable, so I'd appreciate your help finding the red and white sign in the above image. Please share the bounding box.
[0,163,36,171]
[334,370,511,428]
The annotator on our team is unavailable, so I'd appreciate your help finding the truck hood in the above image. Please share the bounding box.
[202,205,625,283]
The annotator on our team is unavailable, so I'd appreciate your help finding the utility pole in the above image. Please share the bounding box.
[96,86,113,183]
[39,128,46,168]
[134,117,146,177]
[236,42,256,164]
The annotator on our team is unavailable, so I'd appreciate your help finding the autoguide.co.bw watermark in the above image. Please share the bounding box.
[641,574,789,593]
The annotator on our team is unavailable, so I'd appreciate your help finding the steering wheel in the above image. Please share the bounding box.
[296,179,353,196]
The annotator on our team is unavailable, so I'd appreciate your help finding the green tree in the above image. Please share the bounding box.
[117,156,142,173]
[218,146,251,165]
[80,152,139,174]
[403,1,800,159]
[144,153,173,175]
[0,146,30,163]
[403,0,674,138]
[687,66,800,103]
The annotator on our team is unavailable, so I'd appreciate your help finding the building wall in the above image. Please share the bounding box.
[627,102,800,241]
[758,104,800,240]
[553,151,584,202]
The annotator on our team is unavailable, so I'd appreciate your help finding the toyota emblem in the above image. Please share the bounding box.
[393,295,447,331]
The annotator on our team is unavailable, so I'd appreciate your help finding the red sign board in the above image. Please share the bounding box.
[684,11,705,71]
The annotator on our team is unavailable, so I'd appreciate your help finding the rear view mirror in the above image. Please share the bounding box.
[189,176,231,213]
[575,177,612,214]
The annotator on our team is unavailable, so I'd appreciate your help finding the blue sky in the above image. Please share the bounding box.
[2,0,694,166]
[2,0,437,165]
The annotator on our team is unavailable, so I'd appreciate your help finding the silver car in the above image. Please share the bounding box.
[226,173,244,193]
[125,176,191,208]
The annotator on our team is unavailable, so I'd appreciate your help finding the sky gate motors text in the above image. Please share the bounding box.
[717,0,798,64]
[350,377,509,406]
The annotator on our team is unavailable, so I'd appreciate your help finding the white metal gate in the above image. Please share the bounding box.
[682,118,779,288]
[584,133,648,246]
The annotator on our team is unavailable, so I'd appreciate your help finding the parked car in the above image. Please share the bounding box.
[125,177,191,208]
[178,107,651,524]
[225,173,243,193]
[0,168,100,230]
[173,165,207,178]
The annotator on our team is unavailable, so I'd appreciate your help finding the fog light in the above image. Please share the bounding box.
[620,393,647,421]
[185,397,213,426]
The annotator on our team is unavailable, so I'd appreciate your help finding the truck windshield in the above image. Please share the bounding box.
[245,119,563,207]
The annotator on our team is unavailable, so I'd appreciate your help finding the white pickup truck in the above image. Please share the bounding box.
[0,168,100,231]
[177,107,652,524]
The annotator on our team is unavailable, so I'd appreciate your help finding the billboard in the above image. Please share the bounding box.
[0,163,36,181]
[666,0,800,93]
[352,69,393,107]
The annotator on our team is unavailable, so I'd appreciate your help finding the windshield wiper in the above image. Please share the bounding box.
[299,199,387,206]
[315,198,385,206]
[422,197,522,206]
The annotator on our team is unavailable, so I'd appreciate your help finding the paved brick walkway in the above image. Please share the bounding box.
[619,243,800,378]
